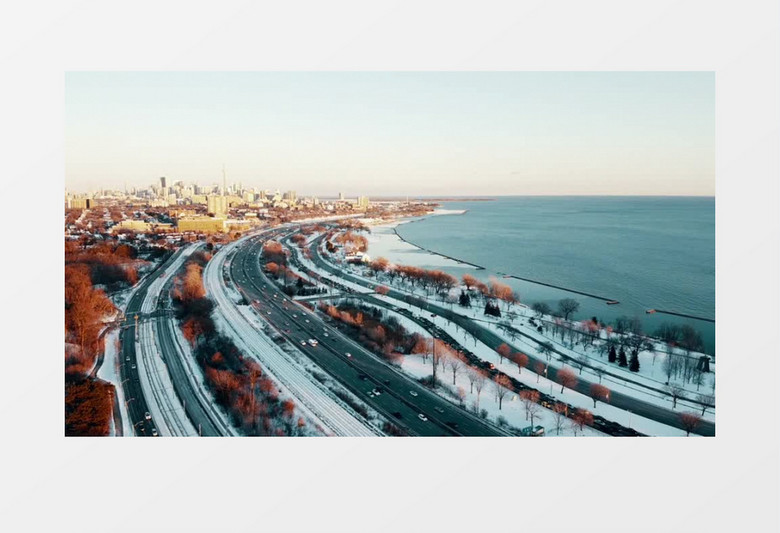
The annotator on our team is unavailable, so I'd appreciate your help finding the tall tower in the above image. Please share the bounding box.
[222,165,226,197]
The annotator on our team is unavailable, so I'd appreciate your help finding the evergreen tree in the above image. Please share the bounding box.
[608,345,617,364]
[629,350,640,372]
[459,290,471,308]
[618,347,628,367]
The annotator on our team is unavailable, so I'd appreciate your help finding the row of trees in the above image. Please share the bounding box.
[172,257,309,435]
[65,244,120,435]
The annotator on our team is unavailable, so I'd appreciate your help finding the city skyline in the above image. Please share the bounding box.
[66,72,714,196]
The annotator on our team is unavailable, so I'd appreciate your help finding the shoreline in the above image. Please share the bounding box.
[376,210,715,325]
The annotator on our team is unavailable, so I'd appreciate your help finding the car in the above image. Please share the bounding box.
[392,411,403,419]
[151,428,158,436]
[308,339,319,346]
[300,340,307,346]
[126,356,130,361]
[323,333,329,337]
[445,421,459,429]
[145,412,151,420]
[305,319,310,323]
[367,391,374,397]
[358,374,367,380]
[409,390,418,397]
[131,364,136,369]
[434,406,444,414]
[267,311,272,315]
[345,352,352,358]
[418,413,428,422]
[372,388,381,396]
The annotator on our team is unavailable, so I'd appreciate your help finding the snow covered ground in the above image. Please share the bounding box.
[133,245,202,437]
[96,328,132,437]
[292,240,705,436]
[308,235,715,420]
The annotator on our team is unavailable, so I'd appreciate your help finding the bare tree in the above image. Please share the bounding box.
[679,411,701,436]
[538,341,554,361]
[467,370,478,393]
[589,383,610,408]
[666,383,686,409]
[593,365,605,384]
[571,408,593,436]
[474,373,486,409]
[553,403,568,435]
[493,375,511,410]
[573,354,588,375]
[556,367,578,394]
[697,393,715,416]
[558,298,580,321]
[446,357,464,385]
[531,301,552,317]
[519,390,540,423]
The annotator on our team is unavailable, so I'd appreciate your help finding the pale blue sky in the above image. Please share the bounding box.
[66,72,714,196]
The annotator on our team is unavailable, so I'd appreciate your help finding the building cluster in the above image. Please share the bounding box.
[65,176,374,234]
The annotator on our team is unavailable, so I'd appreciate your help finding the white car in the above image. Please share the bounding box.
[300,340,307,346]
[418,414,428,422]
[151,428,158,436]
[323,333,329,337]
[145,412,151,420]
[409,390,418,397]
[345,352,352,358]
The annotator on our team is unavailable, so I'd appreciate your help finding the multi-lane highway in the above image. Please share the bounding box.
[226,233,506,436]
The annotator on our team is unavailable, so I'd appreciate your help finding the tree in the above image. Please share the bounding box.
[556,368,578,393]
[375,285,390,295]
[496,343,511,364]
[533,361,545,383]
[531,301,552,317]
[629,350,640,372]
[512,352,529,375]
[446,357,464,385]
[458,291,472,307]
[538,341,554,361]
[679,412,701,436]
[571,408,593,435]
[519,390,541,425]
[573,354,588,375]
[462,274,478,292]
[618,347,628,367]
[697,393,715,416]
[608,345,617,364]
[553,403,568,435]
[557,298,580,320]
[593,365,605,384]
[474,373,486,409]
[666,383,686,409]
[493,375,511,410]
[589,384,610,408]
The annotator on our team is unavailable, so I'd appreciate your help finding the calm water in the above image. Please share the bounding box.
[395,196,715,354]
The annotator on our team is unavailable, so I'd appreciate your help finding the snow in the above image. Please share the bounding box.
[96,328,132,437]
[296,241,706,435]
[133,245,201,437]
[203,236,379,436]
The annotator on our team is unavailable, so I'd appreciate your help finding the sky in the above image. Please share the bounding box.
[65,72,715,197]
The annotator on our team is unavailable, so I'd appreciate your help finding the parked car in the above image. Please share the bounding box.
[418,414,428,422]
[409,390,418,397]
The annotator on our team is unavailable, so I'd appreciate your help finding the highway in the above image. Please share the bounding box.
[305,233,716,437]
[227,233,506,436]
[119,245,230,437]
[119,249,184,436]
[204,237,380,437]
